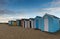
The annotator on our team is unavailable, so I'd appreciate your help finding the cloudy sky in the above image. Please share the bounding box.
[0,0,60,23]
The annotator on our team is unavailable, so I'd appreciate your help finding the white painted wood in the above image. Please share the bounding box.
[23,21,24,28]
[27,21,30,28]
[44,18,48,31]
[25,21,27,28]
[31,21,34,28]
[34,20,36,28]
[29,20,34,28]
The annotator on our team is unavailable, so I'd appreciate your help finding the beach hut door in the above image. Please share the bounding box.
[30,21,32,28]
[44,18,48,31]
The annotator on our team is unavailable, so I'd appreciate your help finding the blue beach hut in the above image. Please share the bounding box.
[43,14,60,33]
[8,20,13,26]
[34,16,42,30]
[16,20,21,26]
[8,21,12,26]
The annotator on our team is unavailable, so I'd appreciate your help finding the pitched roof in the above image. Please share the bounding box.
[35,16,42,18]
[21,19,29,21]
[16,19,21,21]
[29,18,35,20]
[44,13,60,19]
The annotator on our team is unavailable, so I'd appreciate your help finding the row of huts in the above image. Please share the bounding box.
[8,14,60,33]
[8,18,34,28]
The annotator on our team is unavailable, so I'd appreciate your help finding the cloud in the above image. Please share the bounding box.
[0,0,60,22]
[0,0,9,6]
[50,0,60,7]
[35,0,60,17]
[0,16,14,23]
[35,7,60,18]
[0,9,16,15]
[0,0,6,5]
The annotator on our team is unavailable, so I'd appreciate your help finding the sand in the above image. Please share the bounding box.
[0,24,60,39]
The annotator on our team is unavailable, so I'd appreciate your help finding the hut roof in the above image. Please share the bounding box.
[29,18,35,20]
[21,19,29,21]
[9,20,16,22]
[16,19,21,21]
[44,14,60,19]
[35,16,42,18]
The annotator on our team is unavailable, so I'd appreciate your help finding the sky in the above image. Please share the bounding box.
[0,0,60,23]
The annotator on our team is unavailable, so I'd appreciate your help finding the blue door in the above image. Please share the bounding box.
[36,19,39,29]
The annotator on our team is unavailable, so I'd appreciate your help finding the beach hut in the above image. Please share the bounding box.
[8,20,17,26]
[43,14,60,33]
[21,19,25,28]
[16,20,21,26]
[34,16,42,29]
[8,20,14,26]
[21,19,29,28]
[8,21,12,26]
[29,18,34,28]
[27,20,30,28]
[12,21,17,26]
